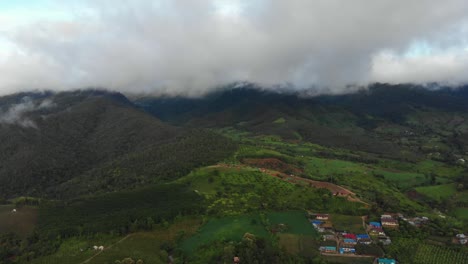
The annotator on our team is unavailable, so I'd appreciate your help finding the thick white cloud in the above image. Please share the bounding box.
[0,0,468,95]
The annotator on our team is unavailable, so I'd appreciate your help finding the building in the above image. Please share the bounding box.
[357,234,372,244]
[343,239,357,245]
[343,233,357,240]
[456,234,467,245]
[319,246,337,253]
[369,222,381,228]
[377,258,396,264]
[316,214,329,220]
[369,227,386,237]
[339,247,355,254]
[381,218,399,227]
[311,220,323,226]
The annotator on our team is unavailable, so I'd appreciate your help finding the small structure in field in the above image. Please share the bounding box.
[93,245,98,250]
[98,246,104,250]
[233,256,240,263]
[12,209,17,213]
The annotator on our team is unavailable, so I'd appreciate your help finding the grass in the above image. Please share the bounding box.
[452,208,468,220]
[180,214,271,254]
[0,205,38,238]
[31,218,202,264]
[273,117,286,124]
[304,157,367,180]
[29,234,121,264]
[415,184,457,201]
[373,170,426,189]
[278,234,301,254]
[322,256,374,264]
[267,211,319,236]
[331,214,365,233]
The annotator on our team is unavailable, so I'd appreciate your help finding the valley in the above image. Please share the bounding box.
[1,86,468,263]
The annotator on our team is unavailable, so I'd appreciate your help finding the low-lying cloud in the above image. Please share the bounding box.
[1,0,468,96]
[0,97,55,128]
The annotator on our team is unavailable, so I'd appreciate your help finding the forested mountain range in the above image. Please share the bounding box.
[136,83,468,162]
[0,90,236,199]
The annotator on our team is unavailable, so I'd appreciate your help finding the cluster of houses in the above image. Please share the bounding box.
[368,221,392,245]
[398,213,429,227]
[311,213,377,255]
[310,213,333,233]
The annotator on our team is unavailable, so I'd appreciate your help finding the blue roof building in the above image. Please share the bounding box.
[311,220,323,225]
[370,221,381,227]
[343,239,357,244]
[378,258,396,264]
[357,234,370,239]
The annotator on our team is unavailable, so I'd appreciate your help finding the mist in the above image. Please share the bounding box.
[0,97,55,128]
[1,0,468,96]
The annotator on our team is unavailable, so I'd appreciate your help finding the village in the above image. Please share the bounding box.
[308,211,436,264]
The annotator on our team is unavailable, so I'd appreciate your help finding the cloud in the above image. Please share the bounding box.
[0,0,468,96]
[0,97,55,128]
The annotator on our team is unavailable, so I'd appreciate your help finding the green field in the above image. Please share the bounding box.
[373,170,426,189]
[322,256,374,264]
[415,184,457,201]
[267,211,318,236]
[31,218,201,264]
[413,243,468,264]
[331,214,365,233]
[452,208,468,220]
[304,157,367,180]
[0,205,38,238]
[180,214,271,254]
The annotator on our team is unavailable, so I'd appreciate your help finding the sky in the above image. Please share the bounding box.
[1,0,468,96]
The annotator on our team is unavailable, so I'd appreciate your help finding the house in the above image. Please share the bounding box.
[381,218,399,227]
[323,235,335,241]
[456,234,467,245]
[369,227,386,236]
[369,222,381,228]
[311,220,323,226]
[343,233,357,240]
[319,246,337,253]
[357,234,370,240]
[316,214,329,220]
[359,238,373,245]
[233,256,240,263]
[357,234,372,244]
[381,214,393,219]
[343,239,357,245]
[377,258,396,264]
[11,209,17,213]
[339,247,355,254]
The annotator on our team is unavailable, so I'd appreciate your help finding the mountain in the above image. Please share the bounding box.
[136,83,468,161]
[0,90,236,199]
